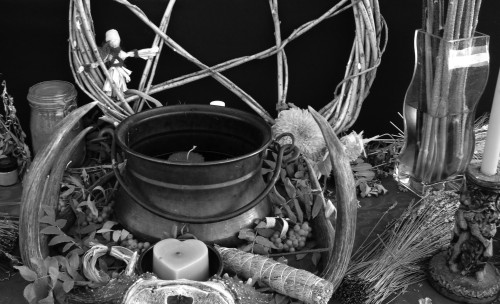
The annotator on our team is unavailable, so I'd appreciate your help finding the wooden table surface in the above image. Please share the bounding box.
[1,178,499,304]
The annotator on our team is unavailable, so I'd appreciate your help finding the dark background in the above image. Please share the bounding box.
[1,0,500,150]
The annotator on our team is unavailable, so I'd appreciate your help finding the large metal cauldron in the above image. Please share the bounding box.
[114,104,278,246]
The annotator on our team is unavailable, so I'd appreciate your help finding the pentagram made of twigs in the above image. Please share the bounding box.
[69,0,387,134]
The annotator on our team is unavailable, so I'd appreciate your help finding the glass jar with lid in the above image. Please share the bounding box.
[27,80,85,166]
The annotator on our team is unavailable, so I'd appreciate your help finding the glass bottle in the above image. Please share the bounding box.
[27,80,84,166]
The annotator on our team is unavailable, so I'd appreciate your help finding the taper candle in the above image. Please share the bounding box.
[481,68,500,176]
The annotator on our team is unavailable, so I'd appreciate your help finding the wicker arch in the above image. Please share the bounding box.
[69,0,387,134]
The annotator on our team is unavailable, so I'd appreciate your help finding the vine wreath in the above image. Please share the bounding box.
[69,0,387,134]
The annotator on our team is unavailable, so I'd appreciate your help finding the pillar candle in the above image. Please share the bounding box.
[152,238,209,281]
[481,68,500,176]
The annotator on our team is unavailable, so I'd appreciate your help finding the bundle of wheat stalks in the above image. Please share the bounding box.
[339,190,460,304]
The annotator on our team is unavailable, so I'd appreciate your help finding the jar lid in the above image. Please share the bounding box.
[27,80,77,108]
[0,156,18,173]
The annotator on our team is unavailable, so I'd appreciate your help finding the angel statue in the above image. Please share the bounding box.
[79,29,159,97]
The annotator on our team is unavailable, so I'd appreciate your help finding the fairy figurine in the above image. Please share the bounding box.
[79,29,158,97]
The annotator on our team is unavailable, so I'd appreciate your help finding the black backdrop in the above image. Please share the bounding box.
[1,0,500,150]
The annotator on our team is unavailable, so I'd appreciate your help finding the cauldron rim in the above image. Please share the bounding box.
[115,104,272,166]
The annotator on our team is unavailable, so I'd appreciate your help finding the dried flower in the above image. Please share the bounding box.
[272,108,325,160]
[340,131,366,162]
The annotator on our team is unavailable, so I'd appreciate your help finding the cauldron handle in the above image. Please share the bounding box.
[111,132,295,224]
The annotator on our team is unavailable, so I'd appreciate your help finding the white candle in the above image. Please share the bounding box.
[210,100,225,107]
[481,68,500,176]
[152,238,209,281]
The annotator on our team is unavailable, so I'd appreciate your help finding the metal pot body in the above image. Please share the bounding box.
[115,105,272,246]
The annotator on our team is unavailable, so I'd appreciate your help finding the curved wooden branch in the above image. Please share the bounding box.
[19,102,98,273]
[309,106,358,291]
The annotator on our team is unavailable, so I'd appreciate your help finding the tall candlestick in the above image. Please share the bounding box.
[481,68,500,176]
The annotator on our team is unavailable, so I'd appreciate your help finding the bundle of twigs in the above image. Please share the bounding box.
[216,246,334,304]
[69,0,387,133]
[343,190,460,304]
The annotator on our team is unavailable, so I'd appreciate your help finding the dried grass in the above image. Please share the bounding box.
[346,190,460,304]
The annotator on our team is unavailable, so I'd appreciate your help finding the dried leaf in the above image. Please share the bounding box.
[42,205,56,219]
[48,265,60,287]
[255,228,275,238]
[273,293,289,304]
[255,236,278,249]
[283,177,296,198]
[39,216,56,226]
[263,159,277,169]
[62,279,75,293]
[67,174,84,189]
[316,156,332,177]
[48,234,74,246]
[120,229,130,241]
[102,220,117,230]
[238,229,256,242]
[283,204,297,223]
[76,223,101,235]
[251,243,270,255]
[312,195,323,219]
[269,187,287,206]
[14,266,38,282]
[354,170,375,181]
[238,243,254,252]
[55,219,67,229]
[62,242,74,253]
[68,251,80,270]
[351,162,372,171]
[78,196,98,217]
[60,186,75,198]
[38,290,54,304]
[293,198,303,223]
[311,252,321,266]
[295,252,308,260]
[113,230,121,242]
[23,283,37,303]
[40,226,63,235]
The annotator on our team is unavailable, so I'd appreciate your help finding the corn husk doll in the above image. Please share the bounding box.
[79,29,158,97]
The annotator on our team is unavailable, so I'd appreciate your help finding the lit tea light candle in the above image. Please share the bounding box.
[481,67,500,176]
[152,238,209,281]
[167,146,205,163]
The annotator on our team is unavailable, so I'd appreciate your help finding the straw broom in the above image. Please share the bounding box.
[340,190,460,304]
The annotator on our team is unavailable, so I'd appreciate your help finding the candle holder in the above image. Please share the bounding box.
[428,162,500,303]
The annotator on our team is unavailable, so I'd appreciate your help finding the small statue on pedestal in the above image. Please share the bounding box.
[447,181,500,281]
[428,177,500,304]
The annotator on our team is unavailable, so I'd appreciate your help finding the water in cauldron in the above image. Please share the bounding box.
[131,130,257,162]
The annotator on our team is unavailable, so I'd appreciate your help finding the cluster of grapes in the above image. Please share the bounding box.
[269,222,312,253]
[119,233,151,254]
[79,200,116,227]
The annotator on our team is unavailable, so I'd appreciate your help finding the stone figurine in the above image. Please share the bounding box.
[448,181,500,281]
